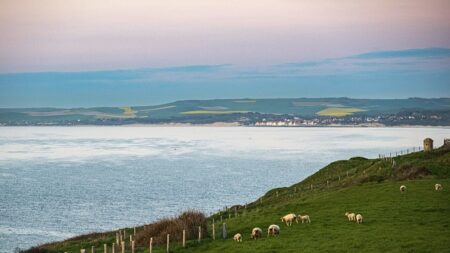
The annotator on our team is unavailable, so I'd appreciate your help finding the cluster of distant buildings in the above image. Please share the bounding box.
[254,119,319,126]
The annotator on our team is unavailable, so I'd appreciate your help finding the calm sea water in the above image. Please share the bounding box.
[0,126,449,252]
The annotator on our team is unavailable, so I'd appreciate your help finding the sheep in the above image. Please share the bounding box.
[280,213,297,226]
[345,212,356,221]
[298,214,311,224]
[400,185,406,193]
[435,183,443,191]
[267,224,280,237]
[251,227,263,240]
[356,214,363,224]
[233,233,242,242]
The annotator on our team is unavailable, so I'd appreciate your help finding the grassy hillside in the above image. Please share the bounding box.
[25,146,450,253]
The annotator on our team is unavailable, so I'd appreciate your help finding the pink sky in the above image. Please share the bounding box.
[1,0,450,72]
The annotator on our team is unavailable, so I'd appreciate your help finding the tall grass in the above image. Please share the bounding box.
[135,210,207,246]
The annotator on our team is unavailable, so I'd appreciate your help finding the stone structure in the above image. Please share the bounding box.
[444,138,450,147]
[423,138,433,152]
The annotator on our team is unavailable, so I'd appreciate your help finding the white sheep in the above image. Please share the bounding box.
[435,183,443,191]
[345,212,356,221]
[267,224,280,237]
[298,214,311,224]
[233,233,242,242]
[356,214,363,224]
[251,227,262,240]
[400,185,406,193]
[280,213,297,226]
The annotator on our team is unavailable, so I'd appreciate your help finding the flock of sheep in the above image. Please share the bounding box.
[232,183,444,243]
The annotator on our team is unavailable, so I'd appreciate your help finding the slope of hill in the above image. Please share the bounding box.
[23,145,450,253]
[1,97,450,125]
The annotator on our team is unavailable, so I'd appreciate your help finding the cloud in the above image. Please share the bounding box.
[349,48,450,59]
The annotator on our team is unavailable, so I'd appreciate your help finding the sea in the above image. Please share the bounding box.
[0,126,449,252]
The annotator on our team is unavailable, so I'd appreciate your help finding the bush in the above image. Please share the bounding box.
[135,210,207,246]
[394,165,430,180]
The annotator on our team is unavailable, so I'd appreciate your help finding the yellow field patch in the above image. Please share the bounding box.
[316,107,365,117]
[180,110,249,115]
[120,106,136,117]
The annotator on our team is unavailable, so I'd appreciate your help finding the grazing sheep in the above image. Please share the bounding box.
[280,213,297,226]
[400,185,406,193]
[233,233,242,242]
[251,227,263,240]
[267,224,280,237]
[435,184,443,191]
[345,212,356,221]
[298,214,311,224]
[356,214,363,224]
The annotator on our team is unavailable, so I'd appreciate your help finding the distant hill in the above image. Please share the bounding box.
[1,97,450,126]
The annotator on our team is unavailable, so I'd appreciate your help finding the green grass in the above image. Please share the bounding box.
[32,148,450,253]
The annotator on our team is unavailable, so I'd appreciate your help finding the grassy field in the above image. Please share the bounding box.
[28,147,450,253]
[316,107,366,117]
[179,110,250,115]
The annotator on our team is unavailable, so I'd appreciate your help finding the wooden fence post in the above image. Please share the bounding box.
[91,246,95,253]
[104,244,107,253]
[212,223,216,240]
[133,227,136,236]
[121,242,124,253]
[116,232,119,245]
[149,238,153,253]
[198,226,202,242]
[276,191,279,197]
[131,241,134,253]
[166,234,170,253]
[222,223,227,239]
[80,249,85,253]
[111,243,115,253]
[182,229,186,248]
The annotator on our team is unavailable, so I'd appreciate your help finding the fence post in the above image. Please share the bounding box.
[222,223,227,239]
[81,249,85,253]
[123,230,126,242]
[182,229,186,248]
[116,232,119,245]
[212,223,216,240]
[121,242,124,253]
[104,244,107,253]
[166,234,170,253]
[131,241,135,253]
[310,184,313,190]
[327,180,329,187]
[234,207,237,217]
[149,238,153,253]
[220,215,223,222]
[198,226,202,242]
[130,235,132,242]
[133,227,136,236]
[112,243,115,253]
[276,191,279,197]
[91,246,95,253]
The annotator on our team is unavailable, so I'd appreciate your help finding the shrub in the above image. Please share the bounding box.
[394,165,430,180]
[135,210,207,246]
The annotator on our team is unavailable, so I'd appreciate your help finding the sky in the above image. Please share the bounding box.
[0,0,450,107]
